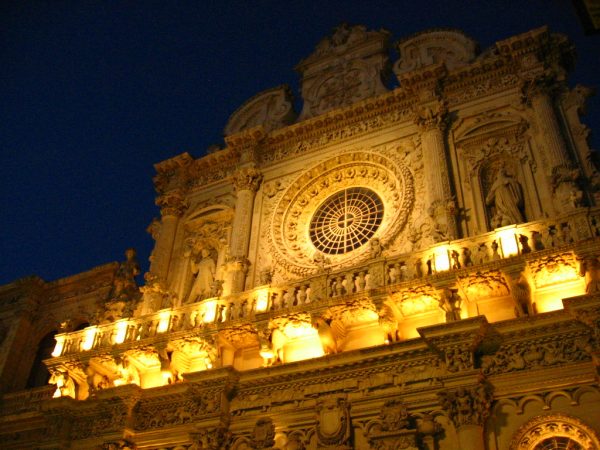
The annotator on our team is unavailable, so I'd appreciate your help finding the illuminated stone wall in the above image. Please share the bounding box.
[1,24,599,450]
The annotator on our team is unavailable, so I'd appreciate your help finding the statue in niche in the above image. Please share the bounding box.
[188,248,217,302]
[485,166,524,228]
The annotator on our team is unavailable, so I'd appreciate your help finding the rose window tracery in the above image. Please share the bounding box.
[310,187,384,254]
[268,150,414,277]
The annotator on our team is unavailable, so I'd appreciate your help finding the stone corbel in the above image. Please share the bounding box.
[419,316,500,374]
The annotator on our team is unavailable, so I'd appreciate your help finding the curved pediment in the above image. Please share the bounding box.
[394,29,478,77]
[224,85,296,136]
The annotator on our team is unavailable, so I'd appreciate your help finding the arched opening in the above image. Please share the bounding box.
[26,331,57,388]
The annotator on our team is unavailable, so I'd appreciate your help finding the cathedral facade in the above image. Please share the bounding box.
[1,24,600,449]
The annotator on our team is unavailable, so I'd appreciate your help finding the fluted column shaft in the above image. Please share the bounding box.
[414,101,456,240]
[150,191,186,282]
[530,90,570,170]
[226,167,263,294]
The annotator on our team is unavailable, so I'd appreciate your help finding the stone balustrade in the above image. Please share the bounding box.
[50,208,598,362]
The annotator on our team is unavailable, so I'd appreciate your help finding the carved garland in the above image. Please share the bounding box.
[268,150,414,277]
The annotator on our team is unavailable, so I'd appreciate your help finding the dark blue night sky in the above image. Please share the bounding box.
[1,1,599,285]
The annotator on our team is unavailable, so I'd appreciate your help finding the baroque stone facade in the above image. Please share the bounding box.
[1,24,600,450]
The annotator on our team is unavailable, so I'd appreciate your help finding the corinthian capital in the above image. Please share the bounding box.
[232,166,263,192]
[412,100,448,132]
[156,190,187,217]
[438,383,493,428]
[520,74,562,105]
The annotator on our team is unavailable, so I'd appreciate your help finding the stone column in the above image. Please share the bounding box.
[413,101,457,241]
[226,166,263,294]
[150,190,187,283]
[438,383,493,450]
[524,78,579,211]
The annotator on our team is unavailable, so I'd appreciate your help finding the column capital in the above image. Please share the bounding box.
[438,383,493,429]
[232,166,263,192]
[412,100,448,132]
[156,190,187,217]
[520,74,562,105]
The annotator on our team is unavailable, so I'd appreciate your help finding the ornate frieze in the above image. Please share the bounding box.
[480,331,591,375]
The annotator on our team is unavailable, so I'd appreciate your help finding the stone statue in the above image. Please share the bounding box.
[188,248,216,302]
[485,166,524,227]
[111,248,140,300]
[578,256,600,294]
[369,237,383,258]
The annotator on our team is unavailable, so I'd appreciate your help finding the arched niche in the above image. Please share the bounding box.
[451,110,544,235]
[26,330,57,388]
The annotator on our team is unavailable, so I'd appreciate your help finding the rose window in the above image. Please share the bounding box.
[533,437,583,450]
[309,187,383,255]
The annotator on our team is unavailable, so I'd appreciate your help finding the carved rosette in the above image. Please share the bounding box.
[437,383,493,429]
[156,190,188,217]
[268,150,414,277]
[233,167,263,193]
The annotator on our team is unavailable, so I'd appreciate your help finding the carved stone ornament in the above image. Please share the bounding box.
[479,332,591,376]
[225,85,296,136]
[233,167,263,192]
[509,413,600,450]
[438,383,493,429]
[297,24,390,120]
[364,399,418,450]
[99,439,136,450]
[251,417,276,449]
[394,29,477,77]
[412,100,448,132]
[156,190,188,217]
[528,252,579,289]
[189,426,227,450]
[315,396,352,448]
[268,150,414,277]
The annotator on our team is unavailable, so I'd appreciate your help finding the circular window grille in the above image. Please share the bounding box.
[534,437,583,450]
[309,187,383,255]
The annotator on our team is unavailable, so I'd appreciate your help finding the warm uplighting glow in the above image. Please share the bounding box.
[113,378,124,387]
[535,281,586,313]
[202,300,217,323]
[157,310,171,333]
[497,227,519,257]
[259,347,274,359]
[113,320,129,344]
[51,336,65,357]
[81,326,97,351]
[284,334,325,363]
[255,288,269,312]
[433,245,450,272]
